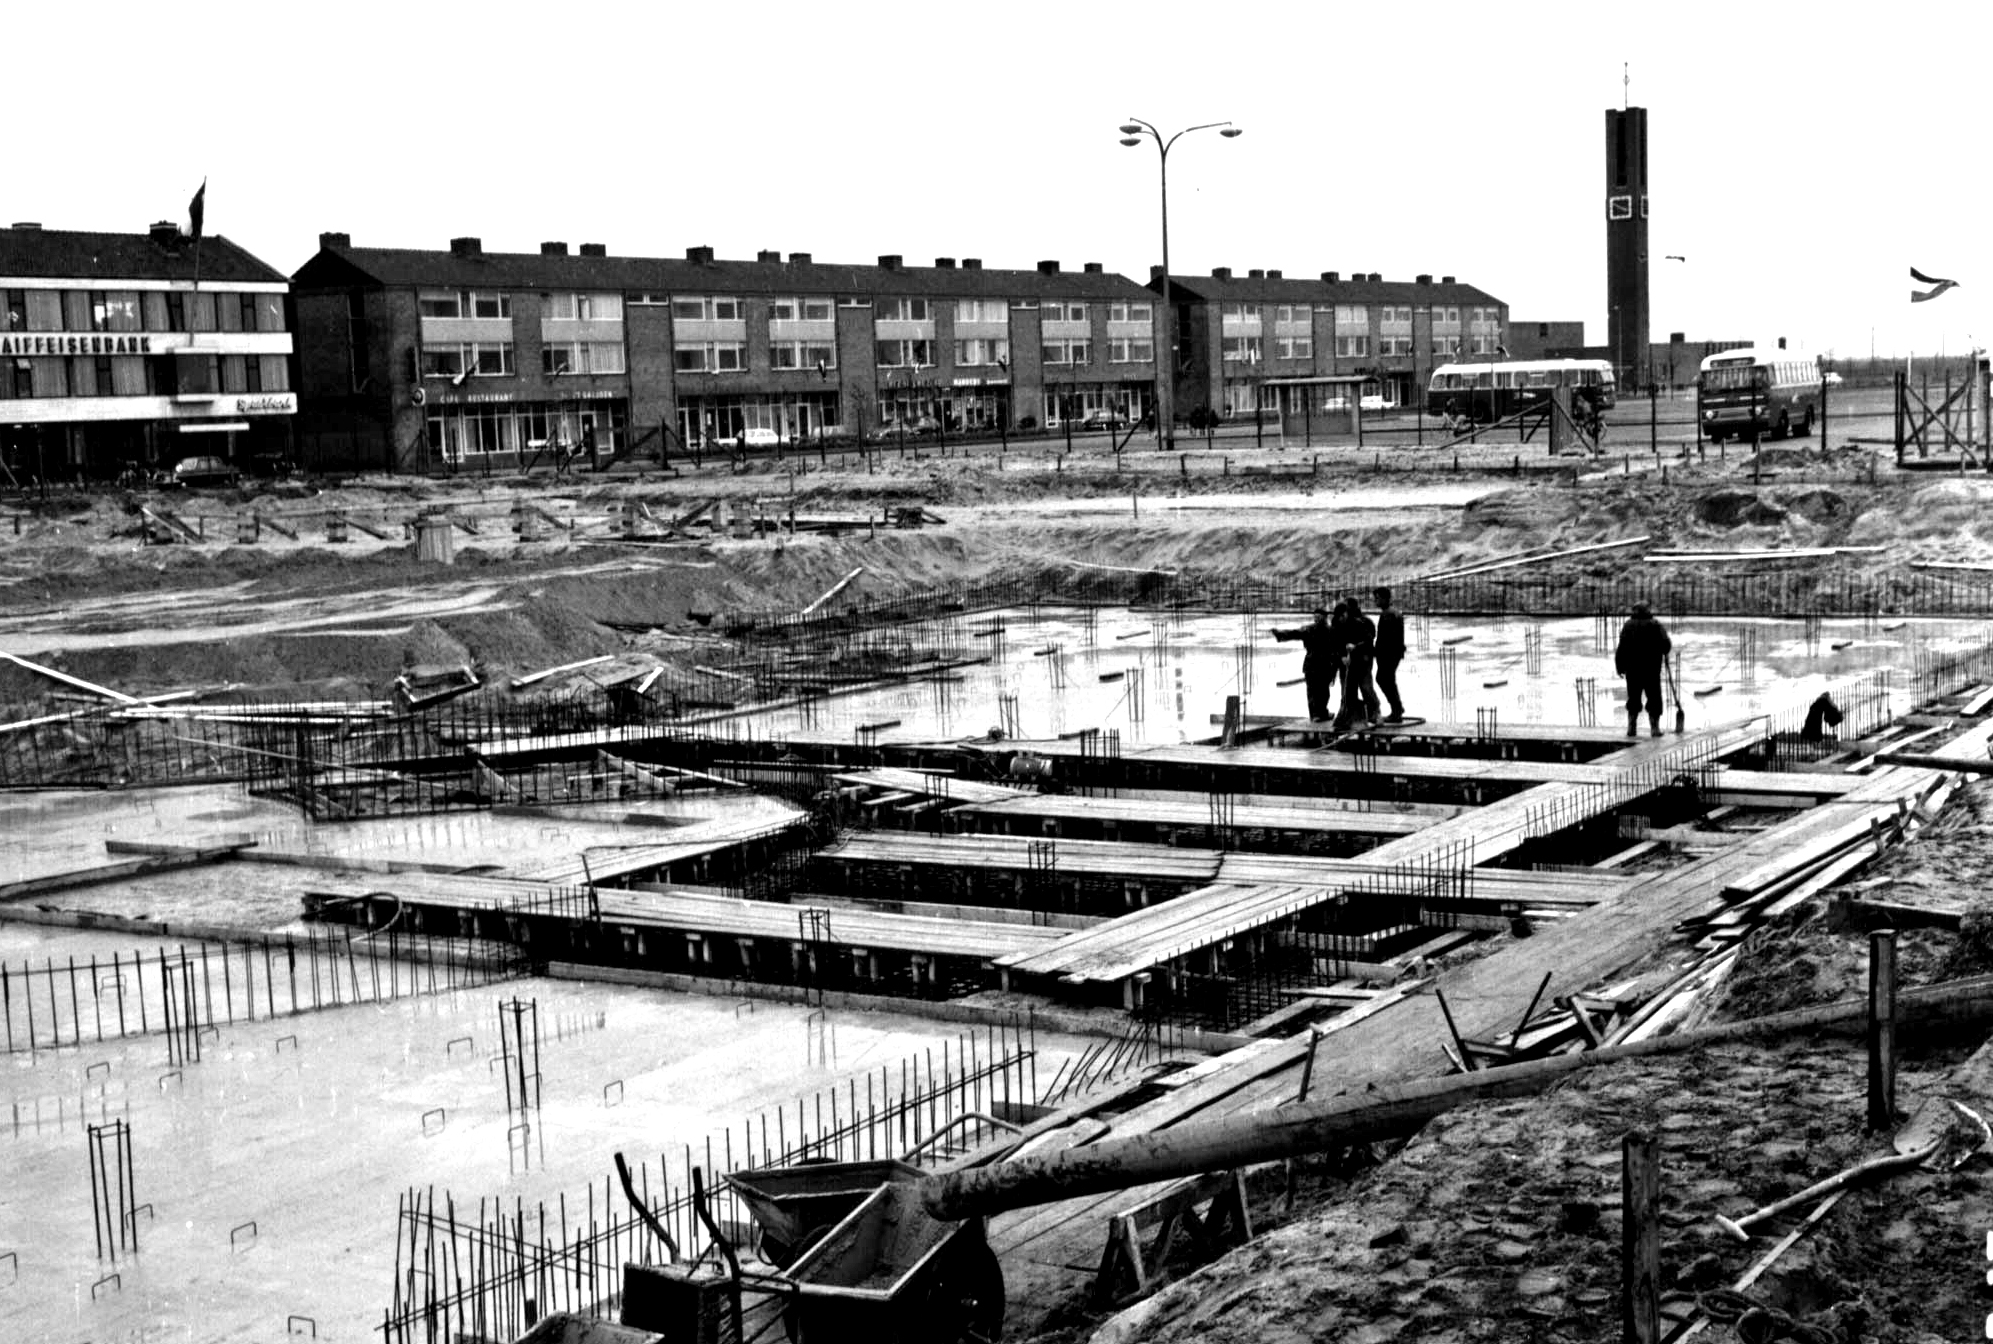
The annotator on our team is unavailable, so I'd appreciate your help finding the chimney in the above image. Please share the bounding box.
[686,245,714,264]
[1151,264,1166,282]
[1037,260,1060,275]
[1248,268,1264,280]
[1416,274,1432,284]
[1083,262,1103,274]
[1441,275,1455,284]
[10,221,41,231]
[1777,336,1786,350]
[1267,269,1282,280]
[757,249,780,263]
[878,254,903,270]
[148,220,181,246]
[449,236,482,258]
[1321,271,1339,283]
[1368,272,1382,282]
[579,243,606,257]
[962,258,982,270]
[1210,267,1231,280]
[318,231,350,250]
[934,257,956,269]
[540,241,568,255]
[788,252,811,265]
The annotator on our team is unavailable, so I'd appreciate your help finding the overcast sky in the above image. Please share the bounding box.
[7,1,1983,360]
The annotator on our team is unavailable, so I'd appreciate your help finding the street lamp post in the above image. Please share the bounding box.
[1119,117,1242,454]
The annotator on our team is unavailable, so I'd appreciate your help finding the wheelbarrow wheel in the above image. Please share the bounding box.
[763,1221,834,1272]
[920,1238,1005,1343]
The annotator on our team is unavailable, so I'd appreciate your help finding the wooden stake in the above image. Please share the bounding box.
[1868,929,1897,1129]
[1621,1129,1660,1344]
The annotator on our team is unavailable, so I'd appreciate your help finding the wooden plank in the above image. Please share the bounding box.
[0,652,139,704]
[0,842,252,904]
[510,654,615,690]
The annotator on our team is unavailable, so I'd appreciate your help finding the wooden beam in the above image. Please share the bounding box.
[0,842,252,903]
[920,972,1993,1221]
[1423,535,1650,582]
[510,654,615,690]
[0,652,139,704]
[800,567,866,617]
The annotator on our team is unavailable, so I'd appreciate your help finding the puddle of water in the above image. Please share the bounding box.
[721,608,1989,746]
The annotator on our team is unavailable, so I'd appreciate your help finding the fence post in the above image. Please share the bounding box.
[1621,1130,1660,1344]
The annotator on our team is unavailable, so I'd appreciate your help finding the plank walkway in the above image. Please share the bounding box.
[1271,717,1643,747]
[510,813,804,885]
[301,874,1068,962]
[985,749,1949,1307]
[830,766,1029,805]
[953,793,1435,839]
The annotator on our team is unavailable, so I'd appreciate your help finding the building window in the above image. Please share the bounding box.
[953,298,1007,324]
[771,297,834,322]
[1220,303,1262,324]
[421,346,464,379]
[1275,336,1312,360]
[542,342,627,375]
[418,292,463,319]
[954,338,1009,367]
[1378,337,1413,357]
[1430,335,1461,357]
[92,292,141,333]
[875,339,933,368]
[545,293,619,321]
[1108,338,1153,363]
[1041,301,1087,323]
[1109,301,1153,323]
[770,341,837,371]
[1333,304,1367,333]
[1042,339,1091,365]
[672,296,740,321]
[1275,304,1311,323]
[876,298,930,323]
[1221,335,1263,363]
[1335,335,1369,358]
[630,292,671,307]
[422,343,514,377]
[674,342,746,372]
[473,343,513,375]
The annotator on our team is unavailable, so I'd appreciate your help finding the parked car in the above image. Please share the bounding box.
[1079,409,1130,431]
[737,427,782,449]
[171,455,238,488]
[806,425,854,444]
[1359,394,1397,412]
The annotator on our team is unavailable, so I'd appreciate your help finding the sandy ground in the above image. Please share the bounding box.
[6,424,1993,1343]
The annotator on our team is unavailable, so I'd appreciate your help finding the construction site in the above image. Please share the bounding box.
[6,378,1993,1344]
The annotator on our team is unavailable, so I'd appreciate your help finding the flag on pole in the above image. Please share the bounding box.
[1911,267,1958,303]
[188,179,207,242]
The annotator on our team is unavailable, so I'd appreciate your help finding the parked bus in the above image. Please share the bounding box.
[1424,359,1617,423]
[1696,348,1821,441]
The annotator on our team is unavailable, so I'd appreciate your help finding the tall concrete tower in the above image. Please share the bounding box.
[1604,106,1649,388]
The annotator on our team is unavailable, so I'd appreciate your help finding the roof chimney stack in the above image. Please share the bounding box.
[1037,260,1060,274]
[1210,266,1231,280]
[541,241,568,255]
[962,258,982,270]
[1321,271,1339,283]
[878,254,903,271]
[934,257,956,268]
[318,231,350,250]
[686,245,714,264]
[578,243,606,257]
[449,236,482,258]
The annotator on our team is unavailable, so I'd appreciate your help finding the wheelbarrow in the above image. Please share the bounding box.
[778,1176,1003,1344]
[725,1158,926,1269]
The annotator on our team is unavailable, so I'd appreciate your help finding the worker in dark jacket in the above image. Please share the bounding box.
[1372,585,1406,722]
[1273,604,1339,721]
[1614,601,1673,738]
[1335,595,1381,731]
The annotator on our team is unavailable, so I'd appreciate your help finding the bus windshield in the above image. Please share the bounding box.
[1702,364,1765,392]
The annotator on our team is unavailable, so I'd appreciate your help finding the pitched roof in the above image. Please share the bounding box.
[293,240,1158,302]
[1159,271,1502,307]
[0,227,288,285]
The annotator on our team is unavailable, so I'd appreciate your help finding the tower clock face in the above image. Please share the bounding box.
[1607,196,1633,220]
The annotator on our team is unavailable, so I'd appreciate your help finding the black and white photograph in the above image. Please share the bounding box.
[3,3,1991,1341]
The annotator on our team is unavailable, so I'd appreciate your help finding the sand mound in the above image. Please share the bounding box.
[1693,489,1787,527]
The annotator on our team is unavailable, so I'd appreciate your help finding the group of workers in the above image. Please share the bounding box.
[1272,587,1406,730]
[1275,594,1695,741]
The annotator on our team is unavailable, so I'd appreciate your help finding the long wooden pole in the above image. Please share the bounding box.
[922,973,1993,1220]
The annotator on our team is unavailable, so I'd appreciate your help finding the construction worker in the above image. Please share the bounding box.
[1272,605,1339,722]
[1373,586,1406,722]
[1335,595,1381,731]
[1614,601,1673,738]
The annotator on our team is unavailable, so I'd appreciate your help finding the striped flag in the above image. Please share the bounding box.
[1911,267,1958,303]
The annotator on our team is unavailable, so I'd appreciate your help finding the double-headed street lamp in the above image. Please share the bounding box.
[1119,118,1241,453]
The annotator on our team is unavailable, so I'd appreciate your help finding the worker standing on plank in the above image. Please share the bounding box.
[1614,601,1673,738]
[1373,585,1407,723]
[1272,604,1339,722]
[1335,595,1382,731]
